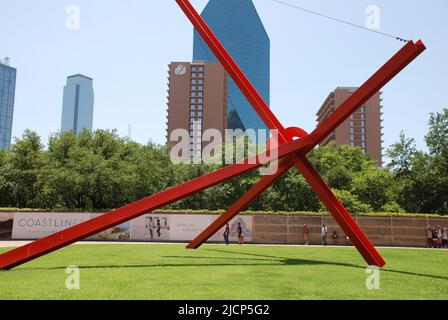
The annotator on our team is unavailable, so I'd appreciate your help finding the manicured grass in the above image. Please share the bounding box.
[0,244,447,300]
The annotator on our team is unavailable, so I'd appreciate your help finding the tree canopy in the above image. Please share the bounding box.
[0,109,446,215]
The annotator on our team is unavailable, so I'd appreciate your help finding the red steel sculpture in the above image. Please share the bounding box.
[0,0,425,270]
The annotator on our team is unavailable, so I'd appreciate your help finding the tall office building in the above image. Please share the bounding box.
[316,87,383,165]
[61,74,94,134]
[166,61,227,159]
[0,58,16,150]
[193,0,270,135]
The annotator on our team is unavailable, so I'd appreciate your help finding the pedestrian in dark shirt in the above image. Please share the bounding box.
[333,230,338,245]
[224,223,230,245]
[237,222,244,245]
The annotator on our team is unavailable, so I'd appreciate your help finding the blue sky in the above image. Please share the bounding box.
[0,0,446,156]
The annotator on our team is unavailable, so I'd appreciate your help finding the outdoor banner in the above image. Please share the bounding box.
[88,213,131,241]
[10,212,252,243]
[11,212,92,240]
[130,214,253,243]
[0,213,14,240]
[11,212,131,241]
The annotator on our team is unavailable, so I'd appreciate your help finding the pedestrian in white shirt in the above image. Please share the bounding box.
[321,224,328,246]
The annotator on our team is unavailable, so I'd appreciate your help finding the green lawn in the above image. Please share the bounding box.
[0,244,447,300]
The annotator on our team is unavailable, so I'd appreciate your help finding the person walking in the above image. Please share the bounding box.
[437,226,443,248]
[442,227,448,249]
[303,224,310,245]
[237,221,244,245]
[223,223,230,245]
[333,230,338,245]
[426,226,434,248]
[321,224,328,246]
[432,227,438,248]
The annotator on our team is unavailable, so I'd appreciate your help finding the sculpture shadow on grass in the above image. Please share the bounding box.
[8,247,448,282]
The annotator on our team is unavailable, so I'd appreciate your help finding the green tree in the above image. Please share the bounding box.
[323,189,372,213]
[395,152,447,214]
[351,169,395,211]
[8,130,44,208]
[386,131,417,177]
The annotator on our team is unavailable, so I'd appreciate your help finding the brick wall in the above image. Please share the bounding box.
[252,214,445,247]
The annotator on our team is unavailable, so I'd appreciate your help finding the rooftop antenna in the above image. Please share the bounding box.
[3,57,10,66]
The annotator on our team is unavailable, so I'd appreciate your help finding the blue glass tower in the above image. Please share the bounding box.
[61,74,94,134]
[193,0,270,135]
[0,61,16,150]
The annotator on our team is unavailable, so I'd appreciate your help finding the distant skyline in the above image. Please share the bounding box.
[0,62,16,149]
[0,0,446,159]
[61,74,94,134]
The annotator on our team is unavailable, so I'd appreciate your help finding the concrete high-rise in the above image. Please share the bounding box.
[166,61,227,159]
[316,87,383,166]
[0,59,16,150]
[61,74,94,134]
[193,0,270,134]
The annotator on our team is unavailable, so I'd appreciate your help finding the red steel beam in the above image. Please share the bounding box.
[176,0,425,267]
[307,40,426,149]
[187,156,295,249]
[0,138,308,270]
[0,0,425,271]
[188,127,308,249]
[176,0,425,147]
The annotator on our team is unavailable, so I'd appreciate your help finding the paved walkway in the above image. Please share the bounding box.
[0,240,445,251]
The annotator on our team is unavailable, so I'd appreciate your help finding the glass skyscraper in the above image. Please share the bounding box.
[0,62,16,150]
[61,74,94,134]
[193,0,270,135]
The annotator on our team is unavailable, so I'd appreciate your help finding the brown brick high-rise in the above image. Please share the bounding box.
[166,61,227,159]
[316,87,383,166]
